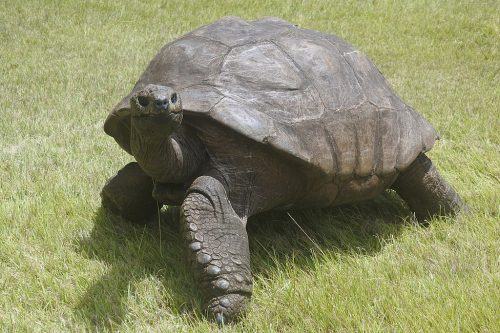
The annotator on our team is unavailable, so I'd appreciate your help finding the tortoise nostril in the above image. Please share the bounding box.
[170,93,177,104]
[156,98,168,109]
[137,96,149,107]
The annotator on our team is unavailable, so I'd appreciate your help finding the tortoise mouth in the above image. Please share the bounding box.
[132,111,182,125]
[132,110,171,118]
[131,107,183,135]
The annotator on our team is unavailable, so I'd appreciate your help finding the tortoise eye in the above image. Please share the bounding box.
[170,93,177,104]
[137,96,149,107]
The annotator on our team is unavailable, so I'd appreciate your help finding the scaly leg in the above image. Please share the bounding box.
[391,153,466,223]
[181,176,252,324]
[101,162,157,224]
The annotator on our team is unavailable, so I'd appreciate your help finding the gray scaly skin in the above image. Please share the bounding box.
[182,176,252,320]
[391,154,465,223]
[101,162,157,224]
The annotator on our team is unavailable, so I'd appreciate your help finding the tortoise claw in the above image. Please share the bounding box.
[215,312,225,327]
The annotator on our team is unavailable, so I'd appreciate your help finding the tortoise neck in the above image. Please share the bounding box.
[130,122,206,183]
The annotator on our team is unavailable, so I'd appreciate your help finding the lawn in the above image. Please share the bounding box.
[0,0,498,332]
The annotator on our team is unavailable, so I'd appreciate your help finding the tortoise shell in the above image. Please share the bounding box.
[105,16,437,178]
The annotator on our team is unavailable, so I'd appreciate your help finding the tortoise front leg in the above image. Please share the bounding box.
[391,153,466,223]
[181,176,252,324]
[101,162,157,224]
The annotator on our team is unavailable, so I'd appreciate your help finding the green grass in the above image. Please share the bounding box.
[0,0,498,331]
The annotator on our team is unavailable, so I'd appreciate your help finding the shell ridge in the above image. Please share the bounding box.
[394,111,402,172]
[322,125,339,177]
[270,40,328,113]
[351,109,360,177]
[373,108,383,174]
[189,33,230,48]
[366,100,404,174]
[216,41,297,91]
[366,100,405,173]
[323,38,366,104]
[180,83,224,93]
[216,47,236,80]
[206,96,226,116]
[395,108,421,171]
[406,106,425,153]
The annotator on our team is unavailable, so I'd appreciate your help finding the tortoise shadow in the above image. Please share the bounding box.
[74,207,203,330]
[74,190,410,329]
[247,190,411,275]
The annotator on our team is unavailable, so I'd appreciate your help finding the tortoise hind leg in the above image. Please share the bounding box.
[391,153,466,223]
[101,162,157,224]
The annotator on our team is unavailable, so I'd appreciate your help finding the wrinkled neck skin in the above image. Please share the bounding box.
[130,119,206,184]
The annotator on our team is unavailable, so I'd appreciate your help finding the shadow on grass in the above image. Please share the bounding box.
[75,190,410,330]
[247,190,410,276]
[74,207,202,330]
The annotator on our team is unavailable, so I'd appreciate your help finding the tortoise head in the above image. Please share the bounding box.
[104,84,183,155]
[127,84,189,182]
[130,84,183,134]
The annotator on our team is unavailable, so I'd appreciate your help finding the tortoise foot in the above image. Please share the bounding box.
[208,293,250,325]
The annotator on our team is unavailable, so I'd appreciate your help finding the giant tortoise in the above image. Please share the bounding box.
[101,16,465,323]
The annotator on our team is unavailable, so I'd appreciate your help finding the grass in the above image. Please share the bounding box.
[0,0,498,331]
